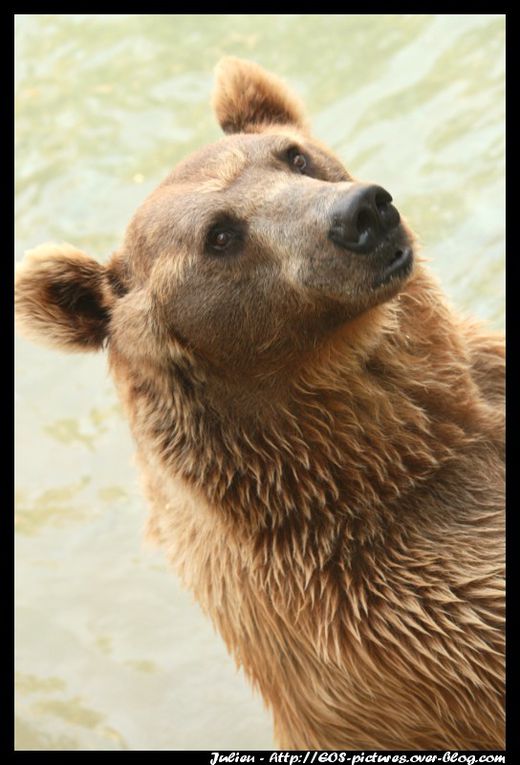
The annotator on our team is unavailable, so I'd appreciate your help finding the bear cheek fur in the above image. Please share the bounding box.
[141,236,371,378]
[148,247,307,373]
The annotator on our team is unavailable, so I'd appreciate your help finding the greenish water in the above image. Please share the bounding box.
[15,14,505,751]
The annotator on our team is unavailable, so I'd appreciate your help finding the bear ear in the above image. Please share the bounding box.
[15,243,121,353]
[212,56,308,135]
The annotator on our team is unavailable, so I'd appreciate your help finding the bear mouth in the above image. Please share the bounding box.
[372,245,413,289]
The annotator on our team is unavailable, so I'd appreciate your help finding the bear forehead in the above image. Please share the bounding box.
[131,131,311,236]
[162,129,309,191]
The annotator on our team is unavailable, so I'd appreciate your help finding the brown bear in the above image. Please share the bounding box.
[15,57,504,751]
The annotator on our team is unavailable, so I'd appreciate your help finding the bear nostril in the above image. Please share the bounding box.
[356,209,373,238]
[375,189,392,211]
[375,190,400,231]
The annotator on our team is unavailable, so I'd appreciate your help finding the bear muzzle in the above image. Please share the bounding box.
[328,182,413,288]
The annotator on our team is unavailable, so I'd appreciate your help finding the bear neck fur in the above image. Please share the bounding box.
[110,261,501,542]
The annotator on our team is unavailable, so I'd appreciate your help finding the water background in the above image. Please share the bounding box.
[15,14,505,751]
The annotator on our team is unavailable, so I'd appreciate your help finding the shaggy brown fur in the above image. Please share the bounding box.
[15,58,504,750]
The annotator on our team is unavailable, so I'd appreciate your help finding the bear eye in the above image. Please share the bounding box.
[287,148,308,173]
[209,230,233,250]
[205,219,246,256]
[292,153,307,171]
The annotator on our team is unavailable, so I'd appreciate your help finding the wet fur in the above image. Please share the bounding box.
[15,57,504,750]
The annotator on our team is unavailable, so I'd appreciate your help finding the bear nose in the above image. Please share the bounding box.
[328,183,401,254]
